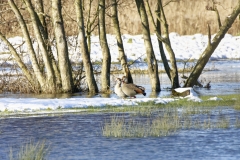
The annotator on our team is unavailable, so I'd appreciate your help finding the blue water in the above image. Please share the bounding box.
[0,60,240,99]
[1,112,240,160]
[0,60,240,159]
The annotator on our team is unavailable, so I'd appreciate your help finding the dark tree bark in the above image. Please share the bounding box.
[155,1,171,80]
[155,0,180,89]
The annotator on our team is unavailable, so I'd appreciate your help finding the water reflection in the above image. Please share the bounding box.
[0,60,240,98]
[100,93,111,98]
[149,91,161,98]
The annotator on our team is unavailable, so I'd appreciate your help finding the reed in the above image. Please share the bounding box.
[9,140,49,160]
[202,117,213,129]
[235,117,240,128]
[102,116,149,137]
[1,0,240,37]
[150,113,180,136]
[102,113,181,137]
[182,106,211,116]
[102,99,239,138]
[215,116,230,129]
[233,95,240,110]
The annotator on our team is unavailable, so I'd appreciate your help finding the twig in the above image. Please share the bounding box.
[163,0,180,7]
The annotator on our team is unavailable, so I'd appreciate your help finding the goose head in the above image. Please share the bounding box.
[115,78,122,85]
[121,76,128,83]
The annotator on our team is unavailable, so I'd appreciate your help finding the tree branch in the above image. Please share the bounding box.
[206,0,222,28]
[207,23,211,45]
[163,0,180,7]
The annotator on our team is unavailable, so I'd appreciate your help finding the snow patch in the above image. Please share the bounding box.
[208,97,223,101]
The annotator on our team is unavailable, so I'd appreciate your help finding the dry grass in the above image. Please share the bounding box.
[102,113,181,137]
[0,63,36,93]
[9,139,49,160]
[130,0,240,35]
[102,109,235,138]
[102,96,240,138]
[1,0,240,37]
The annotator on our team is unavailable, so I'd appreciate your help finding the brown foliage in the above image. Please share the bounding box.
[1,0,240,37]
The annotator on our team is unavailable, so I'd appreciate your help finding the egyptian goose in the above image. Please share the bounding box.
[114,78,128,98]
[121,76,146,98]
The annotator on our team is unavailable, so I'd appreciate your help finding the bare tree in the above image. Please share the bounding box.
[75,0,99,94]
[24,0,56,90]
[0,32,38,89]
[111,0,133,83]
[6,0,46,91]
[145,0,240,90]
[135,0,161,92]
[99,0,111,92]
[0,0,77,93]
[84,0,99,54]
[52,0,74,92]
[184,1,240,87]
[34,0,62,86]
[145,0,180,89]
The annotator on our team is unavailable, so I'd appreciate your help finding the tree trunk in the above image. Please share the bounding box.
[52,0,74,93]
[155,1,171,80]
[0,32,39,89]
[75,0,99,94]
[111,0,133,83]
[24,0,56,92]
[34,0,62,87]
[157,0,180,89]
[135,0,160,92]
[99,0,111,92]
[7,0,45,90]
[85,0,99,54]
[184,1,240,87]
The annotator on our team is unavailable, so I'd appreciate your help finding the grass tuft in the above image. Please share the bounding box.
[127,38,133,43]
[216,116,230,129]
[102,97,240,138]
[235,117,240,128]
[102,112,181,138]
[9,139,49,160]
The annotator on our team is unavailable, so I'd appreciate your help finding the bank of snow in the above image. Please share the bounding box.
[0,88,224,113]
[0,97,172,112]
[1,33,240,65]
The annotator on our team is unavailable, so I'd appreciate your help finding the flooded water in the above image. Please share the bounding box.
[0,60,240,159]
[1,112,240,160]
[1,60,240,99]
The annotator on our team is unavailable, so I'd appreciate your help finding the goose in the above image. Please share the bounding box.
[114,78,128,98]
[121,76,146,98]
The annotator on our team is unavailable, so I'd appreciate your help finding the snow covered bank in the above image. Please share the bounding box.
[0,97,172,112]
[0,88,220,113]
[1,33,240,65]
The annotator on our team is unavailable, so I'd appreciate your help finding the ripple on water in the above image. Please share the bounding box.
[0,113,240,160]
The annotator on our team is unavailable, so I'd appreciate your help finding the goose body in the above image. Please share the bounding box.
[121,76,146,98]
[114,78,128,98]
